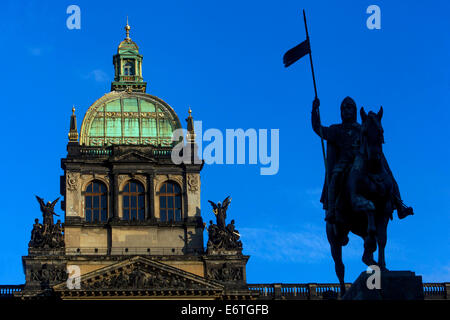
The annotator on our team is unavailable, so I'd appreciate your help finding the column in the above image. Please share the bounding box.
[112,173,119,220]
[147,173,155,221]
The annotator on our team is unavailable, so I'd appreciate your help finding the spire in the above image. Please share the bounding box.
[186,107,196,143]
[185,107,200,164]
[68,105,79,142]
[125,16,131,41]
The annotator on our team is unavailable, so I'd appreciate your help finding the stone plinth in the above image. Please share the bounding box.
[343,270,424,300]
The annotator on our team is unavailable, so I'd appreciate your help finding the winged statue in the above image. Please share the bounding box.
[208,196,231,230]
[35,195,60,227]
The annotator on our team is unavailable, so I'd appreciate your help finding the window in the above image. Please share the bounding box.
[122,180,145,221]
[159,182,182,222]
[123,60,135,76]
[85,181,107,222]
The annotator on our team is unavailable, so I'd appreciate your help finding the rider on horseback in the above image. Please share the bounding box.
[311,97,412,228]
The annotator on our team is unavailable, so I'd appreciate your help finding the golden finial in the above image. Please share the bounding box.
[125,16,131,40]
[186,106,195,138]
[72,105,75,115]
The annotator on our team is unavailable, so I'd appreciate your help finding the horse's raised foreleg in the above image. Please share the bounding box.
[326,222,346,295]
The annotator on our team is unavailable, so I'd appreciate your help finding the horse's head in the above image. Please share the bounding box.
[360,107,384,169]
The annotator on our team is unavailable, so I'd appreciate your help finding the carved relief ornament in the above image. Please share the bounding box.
[187,174,199,192]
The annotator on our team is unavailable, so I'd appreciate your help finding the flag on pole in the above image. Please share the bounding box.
[282,10,328,186]
[283,38,311,68]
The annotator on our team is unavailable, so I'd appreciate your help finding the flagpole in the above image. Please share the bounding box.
[303,10,328,182]
[303,10,318,99]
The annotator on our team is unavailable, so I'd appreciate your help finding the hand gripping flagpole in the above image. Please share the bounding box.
[303,10,328,183]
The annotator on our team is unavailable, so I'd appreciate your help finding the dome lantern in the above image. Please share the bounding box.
[111,18,147,93]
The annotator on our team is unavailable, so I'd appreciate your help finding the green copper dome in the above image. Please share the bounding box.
[80,91,181,147]
[78,21,182,147]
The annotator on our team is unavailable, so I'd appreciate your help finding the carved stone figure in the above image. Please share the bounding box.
[29,264,67,284]
[29,196,64,249]
[36,196,60,228]
[82,266,201,290]
[206,197,242,252]
[206,220,221,248]
[207,263,243,282]
[208,196,231,230]
[29,219,43,247]
[54,220,64,247]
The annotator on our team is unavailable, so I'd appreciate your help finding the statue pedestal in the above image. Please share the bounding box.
[342,271,424,300]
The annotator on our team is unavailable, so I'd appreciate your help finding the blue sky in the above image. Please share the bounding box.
[0,0,449,285]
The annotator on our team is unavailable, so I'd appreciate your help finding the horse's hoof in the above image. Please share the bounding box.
[362,255,377,267]
[362,249,377,266]
[362,258,377,267]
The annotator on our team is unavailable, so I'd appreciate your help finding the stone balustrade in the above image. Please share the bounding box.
[248,282,450,300]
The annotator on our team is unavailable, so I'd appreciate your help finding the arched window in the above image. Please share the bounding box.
[159,182,182,222]
[85,181,107,222]
[122,180,145,221]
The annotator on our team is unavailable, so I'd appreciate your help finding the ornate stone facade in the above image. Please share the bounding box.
[187,174,199,192]
[17,22,253,300]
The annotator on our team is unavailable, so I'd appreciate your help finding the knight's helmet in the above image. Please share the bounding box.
[340,96,357,123]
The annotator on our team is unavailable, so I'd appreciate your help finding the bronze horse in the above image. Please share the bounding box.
[326,107,394,295]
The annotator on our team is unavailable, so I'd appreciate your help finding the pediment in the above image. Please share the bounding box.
[54,257,224,294]
[113,150,156,162]
[119,49,138,55]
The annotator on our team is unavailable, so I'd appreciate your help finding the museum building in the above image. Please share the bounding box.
[13,21,253,300]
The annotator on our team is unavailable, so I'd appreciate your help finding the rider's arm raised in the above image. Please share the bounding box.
[311,98,337,142]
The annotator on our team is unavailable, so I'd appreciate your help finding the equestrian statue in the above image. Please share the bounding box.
[312,97,413,294]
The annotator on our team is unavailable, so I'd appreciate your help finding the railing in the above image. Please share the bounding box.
[248,284,275,298]
[248,283,449,300]
[150,149,173,157]
[423,283,447,299]
[315,283,343,295]
[79,147,112,156]
[68,145,174,159]
[65,246,204,256]
[280,284,310,298]
[1,283,448,299]
[0,285,24,298]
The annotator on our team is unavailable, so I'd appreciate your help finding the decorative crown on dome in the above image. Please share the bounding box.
[112,18,146,92]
